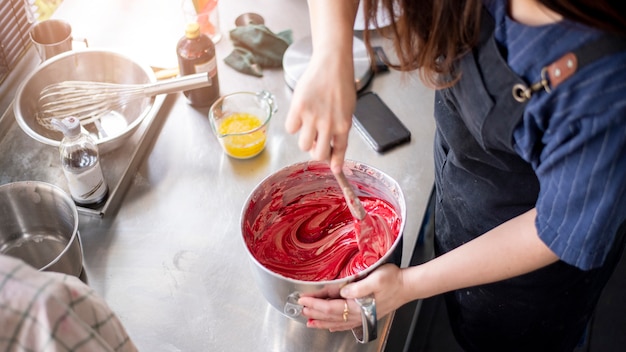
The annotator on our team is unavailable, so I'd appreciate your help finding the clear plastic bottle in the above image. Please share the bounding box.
[177,22,220,107]
[52,117,108,206]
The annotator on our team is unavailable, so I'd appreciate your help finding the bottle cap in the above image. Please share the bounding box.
[51,117,81,137]
[185,22,201,39]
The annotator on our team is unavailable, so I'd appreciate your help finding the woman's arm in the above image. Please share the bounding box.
[285,0,360,173]
[404,208,558,299]
[299,208,560,330]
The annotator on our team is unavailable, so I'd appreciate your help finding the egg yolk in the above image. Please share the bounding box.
[218,112,266,158]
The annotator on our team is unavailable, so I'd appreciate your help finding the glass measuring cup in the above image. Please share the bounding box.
[209,90,277,159]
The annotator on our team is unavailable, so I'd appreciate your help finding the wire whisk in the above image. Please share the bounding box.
[37,72,212,130]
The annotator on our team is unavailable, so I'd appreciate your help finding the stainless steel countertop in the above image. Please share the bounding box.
[0,0,436,350]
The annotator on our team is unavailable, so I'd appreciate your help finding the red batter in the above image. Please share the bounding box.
[245,188,401,281]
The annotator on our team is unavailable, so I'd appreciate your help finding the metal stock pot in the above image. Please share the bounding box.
[0,181,83,277]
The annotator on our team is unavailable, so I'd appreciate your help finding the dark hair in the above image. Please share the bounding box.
[539,0,626,35]
[362,0,626,88]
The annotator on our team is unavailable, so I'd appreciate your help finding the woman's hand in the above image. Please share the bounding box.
[284,0,360,174]
[285,55,356,171]
[298,263,409,331]
[285,53,356,173]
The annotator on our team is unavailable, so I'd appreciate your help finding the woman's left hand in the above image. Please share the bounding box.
[298,263,408,331]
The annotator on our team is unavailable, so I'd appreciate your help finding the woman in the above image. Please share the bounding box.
[285,0,626,350]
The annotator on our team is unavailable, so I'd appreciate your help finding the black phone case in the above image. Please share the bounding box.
[353,92,411,153]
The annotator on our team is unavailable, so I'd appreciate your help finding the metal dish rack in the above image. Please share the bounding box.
[0,0,35,85]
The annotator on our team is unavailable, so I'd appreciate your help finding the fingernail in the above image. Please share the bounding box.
[340,287,351,297]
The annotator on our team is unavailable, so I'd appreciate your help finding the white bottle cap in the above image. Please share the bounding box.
[51,117,81,137]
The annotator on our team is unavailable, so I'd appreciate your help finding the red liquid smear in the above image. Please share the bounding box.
[246,189,401,281]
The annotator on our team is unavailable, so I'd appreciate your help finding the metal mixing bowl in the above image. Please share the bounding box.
[13,49,156,153]
[240,160,405,324]
[0,181,83,277]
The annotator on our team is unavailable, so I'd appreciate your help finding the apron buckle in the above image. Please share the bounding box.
[512,67,552,103]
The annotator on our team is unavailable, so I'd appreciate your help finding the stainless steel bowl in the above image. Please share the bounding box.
[13,49,156,153]
[0,181,83,277]
[240,160,406,323]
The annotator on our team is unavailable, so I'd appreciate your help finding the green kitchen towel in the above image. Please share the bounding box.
[224,24,293,77]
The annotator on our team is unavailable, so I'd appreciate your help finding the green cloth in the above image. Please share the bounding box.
[224,24,293,77]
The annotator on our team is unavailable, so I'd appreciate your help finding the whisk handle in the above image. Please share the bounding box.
[142,72,212,96]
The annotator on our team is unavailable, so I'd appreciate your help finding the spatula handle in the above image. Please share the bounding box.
[334,170,367,220]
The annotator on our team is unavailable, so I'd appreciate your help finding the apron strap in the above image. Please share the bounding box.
[513,35,626,102]
[547,35,626,89]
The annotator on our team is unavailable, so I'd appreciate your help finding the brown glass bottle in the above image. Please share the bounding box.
[176,22,220,107]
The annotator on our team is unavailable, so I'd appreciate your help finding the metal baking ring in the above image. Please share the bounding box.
[351,293,377,343]
[235,13,265,27]
[282,35,372,92]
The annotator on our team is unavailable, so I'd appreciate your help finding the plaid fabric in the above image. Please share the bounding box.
[0,255,137,352]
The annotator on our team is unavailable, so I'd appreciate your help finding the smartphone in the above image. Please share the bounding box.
[353,91,411,153]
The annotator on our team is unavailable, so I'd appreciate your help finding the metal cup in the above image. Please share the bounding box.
[30,19,88,62]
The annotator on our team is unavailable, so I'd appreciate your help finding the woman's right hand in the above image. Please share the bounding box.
[284,0,360,174]
[285,51,356,173]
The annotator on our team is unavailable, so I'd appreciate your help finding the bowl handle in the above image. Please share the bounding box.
[257,90,278,116]
[284,292,303,318]
[351,293,377,343]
